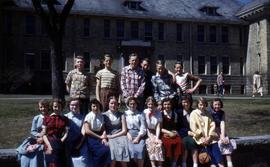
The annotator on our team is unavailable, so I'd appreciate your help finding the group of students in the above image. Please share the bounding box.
[17,53,236,167]
[17,96,235,167]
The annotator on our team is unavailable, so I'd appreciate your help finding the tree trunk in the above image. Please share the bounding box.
[51,36,65,100]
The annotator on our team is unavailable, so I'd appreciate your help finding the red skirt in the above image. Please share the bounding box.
[161,135,184,160]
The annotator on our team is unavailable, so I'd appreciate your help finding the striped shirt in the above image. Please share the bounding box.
[96,68,120,90]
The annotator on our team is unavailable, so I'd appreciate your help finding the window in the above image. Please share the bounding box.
[200,6,221,16]
[24,53,35,70]
[176,24,182,41]
[209,25,216,42]
[199,85,207,94]
[240,57,244,75]
[221,26,229,43]
[25,15,36,35]
[40,50,50,70]
[198,56,205,74]
[4,14,12,35]
[158,23,164,40]
[239,27,243,44]
[158,55,164,61]
[41,22,48,36]
[104,19,111,38]
[84,52,90,70]
[131,21,139,39]
[210,56,217,74]
[197,25,204,42]
[83,18,90,37]
[144,22,152,41]
[116,20,125,39]
[123,1,146,11]
[222,57,230,74]
[176,55,182,62]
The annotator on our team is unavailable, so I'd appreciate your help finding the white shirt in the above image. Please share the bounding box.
[125,109,146,136]
[143,109,162,130]
[84,111,104,132]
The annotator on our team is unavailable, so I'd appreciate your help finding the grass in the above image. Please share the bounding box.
[0,97,270,148]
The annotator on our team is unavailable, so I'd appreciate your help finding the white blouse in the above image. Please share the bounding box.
[143,109,163,130]
[84,111,104,132]
[125,110,146,136]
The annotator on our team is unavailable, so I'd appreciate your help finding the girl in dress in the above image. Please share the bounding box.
[143,96,164,167]
[42,99,69,167]
[65,98,89,167]
[178,95,198,167]
[125,97,147,167]
[84,98,111,167]
[161,98,184,167]
[103,96,130,167]
[17,99,50,167]
[209,98,234,167]
[189,97,224,167]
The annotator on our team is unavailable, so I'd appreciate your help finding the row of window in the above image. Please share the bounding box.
[198,56,230,74]
[24,51,244,77]
[85,19,230,43]
[4,14,231,43]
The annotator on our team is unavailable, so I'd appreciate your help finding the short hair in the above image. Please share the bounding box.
[66,97,80,107]
[210,98,223,108]
[104,53,113,60]
[141,58,150,64]
[126,96,138,106]
[196,97,208,107]
[129,53,138,59]
[89,98,103,112]
[75,55,84,61]
[161,98,171,105]
[181,95,193,108]
[156,59,165,66]
[145,96,157,106]
[174,61,183,67]
[38,99,50,109]
[108,95,118,103]
[51,98,65,110]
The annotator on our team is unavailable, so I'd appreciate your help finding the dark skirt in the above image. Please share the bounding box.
[45,138,64,167]
[87,136,111,166]
[183,136,198,150]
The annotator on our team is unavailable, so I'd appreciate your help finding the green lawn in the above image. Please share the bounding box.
[0,97,270,148]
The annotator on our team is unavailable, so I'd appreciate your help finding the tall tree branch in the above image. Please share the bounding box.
[47,0,59,33]
[59,0,74,34]
[31,0,53,36]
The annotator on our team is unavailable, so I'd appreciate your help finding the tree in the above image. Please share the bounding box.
[31,0,75,100]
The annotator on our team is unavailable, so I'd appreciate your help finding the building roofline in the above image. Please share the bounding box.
[2,6,248,25]
[236,0,270,18]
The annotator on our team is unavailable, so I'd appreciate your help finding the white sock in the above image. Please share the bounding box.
[227,161,233,167]
[193,163,198,167]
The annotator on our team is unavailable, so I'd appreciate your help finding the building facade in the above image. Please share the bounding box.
[1,0,251,95]
[237,0,270,95]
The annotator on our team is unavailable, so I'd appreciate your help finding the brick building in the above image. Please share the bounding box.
[0,0,256,95]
